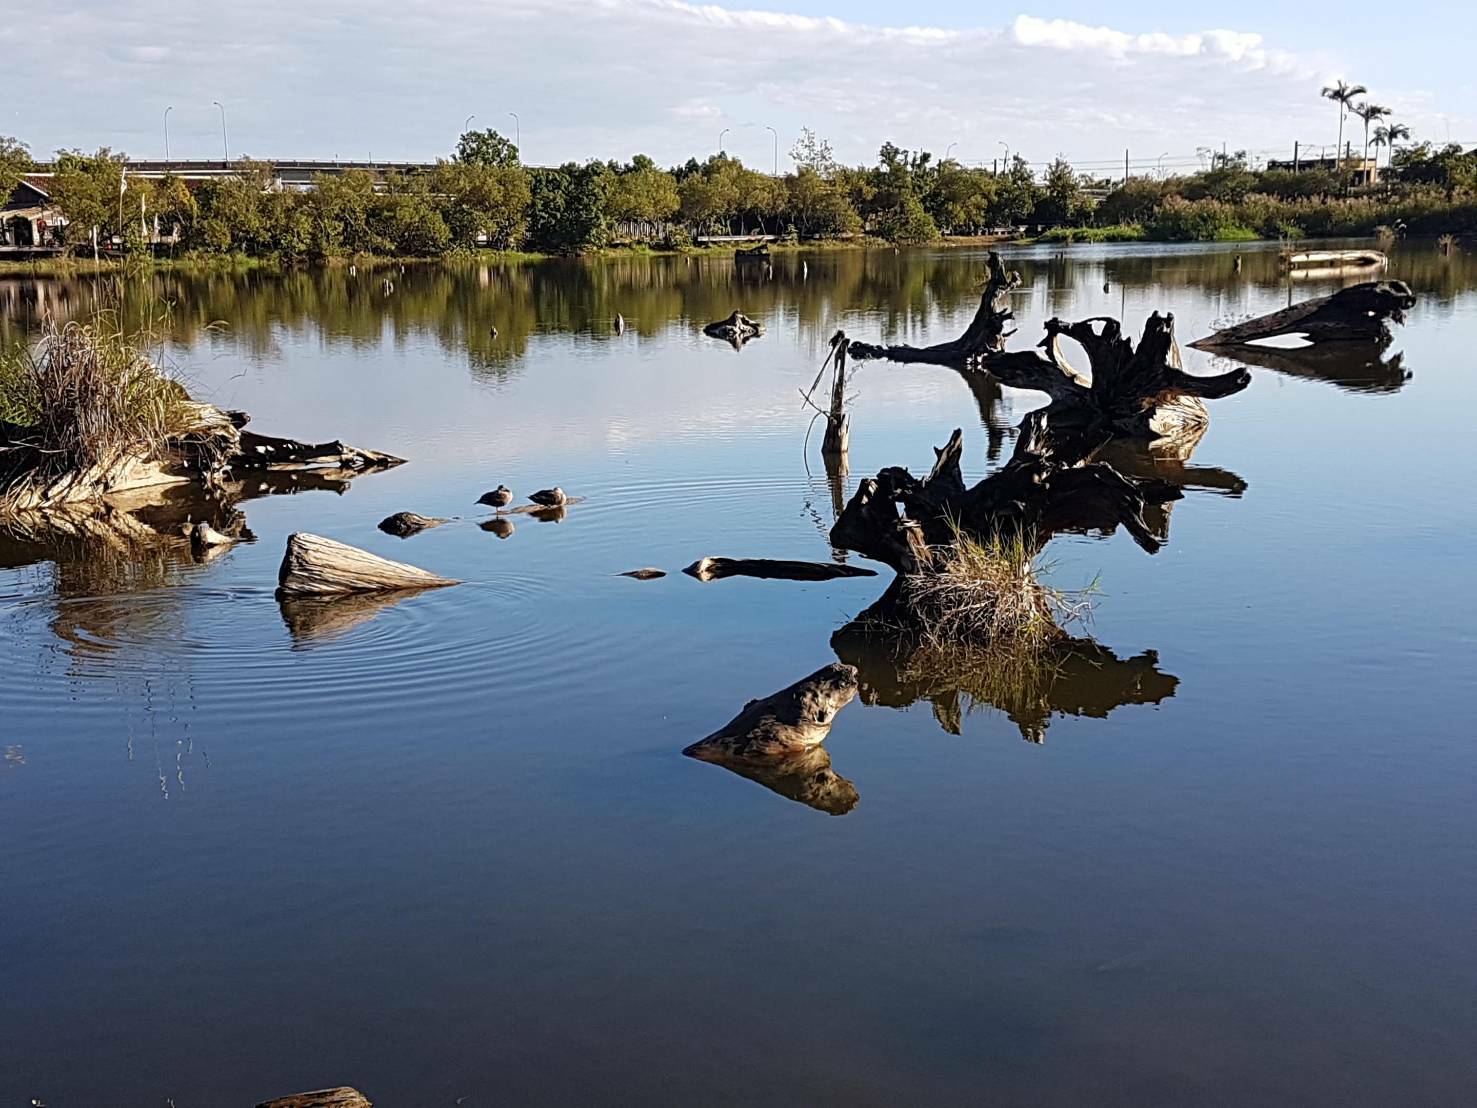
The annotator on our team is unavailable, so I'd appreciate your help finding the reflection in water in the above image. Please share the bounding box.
[685,744,859,816]
[279,590,428,645]
[832,616,1178,744]
[1206,339,1411,393]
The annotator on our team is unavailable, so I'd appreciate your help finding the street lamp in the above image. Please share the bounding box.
[212,101,229,165]
[163,106,173,166]
[946,141,958,162]
[765,125,778,174]
[1157,151,1169,176]
[718,127,729,155]
[463,114,476,135]
[509,112,520,151]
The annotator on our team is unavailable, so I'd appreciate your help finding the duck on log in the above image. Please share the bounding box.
[1189,280,1416,348]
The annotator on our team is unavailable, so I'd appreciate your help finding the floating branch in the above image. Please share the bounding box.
[1189,280,1416,348]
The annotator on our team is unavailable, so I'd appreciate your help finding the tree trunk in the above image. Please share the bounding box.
[849,250,1019,364]
[276,532,459,596]
[683,663,858,759]
[256,1089,372,1108]
[682,556,876,582]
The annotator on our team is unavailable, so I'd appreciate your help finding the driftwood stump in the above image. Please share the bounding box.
[276,533,459,596]
[850,250,1020,364]
[684,663,858,759]
[683,557,877,582]
[377,511,448,537]
[703,310,763,347]
[1190,280,1416,348]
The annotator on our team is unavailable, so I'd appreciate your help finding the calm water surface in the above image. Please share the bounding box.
[2,243,1475,1105]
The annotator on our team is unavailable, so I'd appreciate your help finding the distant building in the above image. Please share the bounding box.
[1265,154,1379,185]
[1,179,66,251]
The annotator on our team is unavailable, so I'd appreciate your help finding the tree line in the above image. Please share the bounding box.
[4,123,1476,260]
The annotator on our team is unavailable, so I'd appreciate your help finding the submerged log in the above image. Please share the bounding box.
[683,556,877,582]
[256,1089,372,1108]
[703,309,764,347]
[850,250,1019,365]
[377,511,449,537]
[683,662,858,759]
[234,430,403,471]
[276,532,459,596]
[620,567,667,579]
[1190,280,1416,348]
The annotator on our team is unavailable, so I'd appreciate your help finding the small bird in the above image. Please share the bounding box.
[527,486,566,507]
[477,485,513,511]
[1233,254,1243,273]
[614,313,625,334]
[1103,280,1110,293]
[490,325,499,338]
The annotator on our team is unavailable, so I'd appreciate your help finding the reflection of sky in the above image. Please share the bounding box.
[3,244,1477,1105]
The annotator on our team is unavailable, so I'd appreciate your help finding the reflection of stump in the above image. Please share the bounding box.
[688,744,859,815]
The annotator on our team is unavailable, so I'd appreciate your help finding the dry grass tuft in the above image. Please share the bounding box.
[894,524,1093,653]
[0,312,193,475]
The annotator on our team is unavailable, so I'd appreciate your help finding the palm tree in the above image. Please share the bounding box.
[1321,80,1366,174]
[1376,122,1411,171]
[1354,102,1391,184]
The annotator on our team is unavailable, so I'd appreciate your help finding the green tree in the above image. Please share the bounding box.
[455,129,520,168]
[605,156,680,240]
[790,128,839,178]
[926,163,995,234]
[51,148,129,246]
[1353,102,1390,182]
[990,155,1041,226]
[1035,157,1085,225]
[0,136,32,203]
[432,161,531,249]
[786,167,861,236]
[528,162,611,253]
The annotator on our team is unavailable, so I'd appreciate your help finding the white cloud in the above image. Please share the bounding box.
[8,0,1466,170]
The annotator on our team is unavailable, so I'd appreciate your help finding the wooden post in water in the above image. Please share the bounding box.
[821,332,850,469]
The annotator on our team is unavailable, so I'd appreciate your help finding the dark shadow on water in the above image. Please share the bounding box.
[684,744,860,816]
[1205,340,1411,394]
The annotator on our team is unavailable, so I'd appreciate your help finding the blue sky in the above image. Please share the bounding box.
[5,0,1471,171]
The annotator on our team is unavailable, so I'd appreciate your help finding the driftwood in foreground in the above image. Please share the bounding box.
[276,532,459,597]
[1190,280,1416,348]
[683,556,877,582]
[850,250,1020,365]
[256,1089,372,1108]
[684,663,858,759]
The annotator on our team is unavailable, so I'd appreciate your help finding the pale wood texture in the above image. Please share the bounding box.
[276,532,459,596]
[255,1088,372,1108]
[1190,280,1416,348]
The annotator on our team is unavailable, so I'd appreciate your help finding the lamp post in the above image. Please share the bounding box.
[719,127,729,155]
[163,106,173,166]
[509,112,520,151]
[765,125,778,174]
[463,114,475,136]
[1156,151,1169,177]
[946,141,957,162]
[997,140,1010,170]
[212,101,229,166]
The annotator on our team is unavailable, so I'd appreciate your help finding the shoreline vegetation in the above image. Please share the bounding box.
[5,119,1475,273]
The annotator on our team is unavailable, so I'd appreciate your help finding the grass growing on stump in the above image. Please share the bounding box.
[0,312,191,474]
[895,526,1093,652]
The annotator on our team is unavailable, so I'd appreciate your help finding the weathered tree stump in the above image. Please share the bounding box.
[850,251,1020,364]
[683,663,859,759]
[703,310,763,347]
[683,556,877,582]
[1190,280,1416,348]
[276,532,459,596]
[255,1088,372,1108]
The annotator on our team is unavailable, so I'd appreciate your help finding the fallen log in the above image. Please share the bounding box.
[234,430,403,471]
[377,511,449,537]
[1190,280,1416,348]
[256,1089,372,1108]
[683,662,858,759]
[683,556,877,582]
[1284,249,1386,268]
[619,567,667,579]
[276,532,459,597]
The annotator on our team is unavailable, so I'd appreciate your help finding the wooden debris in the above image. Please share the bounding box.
[276,532,459,597]
[683,556,878,582]
[1190,280,1416,348]
[850,251,1019,365]
[377,511,449,538]
[255,1088,372,1108]
[620,567,667,579]
[189,521,236,553]
[683,663,859,759]
[1284,249,1386,269]
[702,310,763,347]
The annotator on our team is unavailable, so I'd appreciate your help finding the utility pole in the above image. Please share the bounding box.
[1293,140,1300,173]
[718,127,729,155]
[509,112,520,150]
[163,106,172,166]
[1124,148,1130,183]
[212,101,230,166]
[765,125,778,174]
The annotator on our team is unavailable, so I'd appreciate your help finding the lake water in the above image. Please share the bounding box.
[2,243,1475,1105]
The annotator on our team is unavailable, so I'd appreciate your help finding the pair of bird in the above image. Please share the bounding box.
[477,485,566,512]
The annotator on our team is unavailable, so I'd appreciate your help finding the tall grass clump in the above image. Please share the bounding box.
[894,525,1094,652]
[0,312,190,474]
